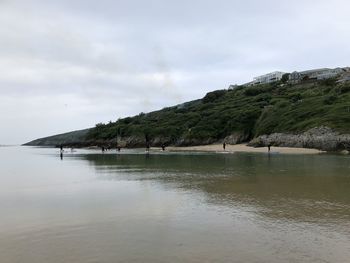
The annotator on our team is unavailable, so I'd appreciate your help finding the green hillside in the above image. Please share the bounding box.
[87,78,350,146]
[24,129,90,147]
[25,78,350,147]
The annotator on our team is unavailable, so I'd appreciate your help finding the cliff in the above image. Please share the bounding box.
[248,126,350,151]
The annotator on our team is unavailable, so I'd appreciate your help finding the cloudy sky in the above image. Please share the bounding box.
[1,0,349,144]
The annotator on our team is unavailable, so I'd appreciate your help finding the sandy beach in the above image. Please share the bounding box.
[166,144,324,154]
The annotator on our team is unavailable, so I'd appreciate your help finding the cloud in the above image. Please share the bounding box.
[0,0,349,144]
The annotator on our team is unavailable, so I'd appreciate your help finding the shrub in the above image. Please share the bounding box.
[323,95,337,105]
[289,93,302,103]
[244,87,264,96]
[281,73,290,83]
[339,84,350,94]
[320,78,337,86]
[202,90,227,103]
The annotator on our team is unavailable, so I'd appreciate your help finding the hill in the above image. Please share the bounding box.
[24,77,350,151]
[23,129,90,147]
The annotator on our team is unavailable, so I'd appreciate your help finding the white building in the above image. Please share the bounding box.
[240,67,348,87]
[253,71,286,85]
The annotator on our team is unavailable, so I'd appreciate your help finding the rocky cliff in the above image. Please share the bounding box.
[248,126,350,151]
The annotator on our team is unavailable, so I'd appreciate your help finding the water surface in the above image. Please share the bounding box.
[0,146,349,262]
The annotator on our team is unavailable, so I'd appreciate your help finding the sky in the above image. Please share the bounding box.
[1,0,350,144]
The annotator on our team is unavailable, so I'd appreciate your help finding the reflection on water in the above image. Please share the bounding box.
[82,153,350,225]
[0,147,349,263]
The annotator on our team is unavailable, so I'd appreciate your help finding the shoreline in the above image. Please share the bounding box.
[166,144,325,154]
[22,143,327,154]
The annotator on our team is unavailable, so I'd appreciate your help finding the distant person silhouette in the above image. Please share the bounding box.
[223,142,226,151]
[59,145,64,159]
[161,144,166,151]
[268,144,271,152]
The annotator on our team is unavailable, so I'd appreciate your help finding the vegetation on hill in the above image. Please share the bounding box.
[23,129,90,146]
[86,78,350,146]
[25,78,350,147]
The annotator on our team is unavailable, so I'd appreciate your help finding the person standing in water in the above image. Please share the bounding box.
[59,145,63,160]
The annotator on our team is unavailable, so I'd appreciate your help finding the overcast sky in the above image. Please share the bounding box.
[1,0,349,144]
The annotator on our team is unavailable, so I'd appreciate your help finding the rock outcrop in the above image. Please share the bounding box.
[248,126,350,151]
[224,132,249,145]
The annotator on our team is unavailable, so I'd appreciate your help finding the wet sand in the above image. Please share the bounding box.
[166,144,324,154]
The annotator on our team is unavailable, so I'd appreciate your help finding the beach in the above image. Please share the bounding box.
[167,143,324,154]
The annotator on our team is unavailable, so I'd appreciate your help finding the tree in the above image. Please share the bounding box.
[281,73,290,84]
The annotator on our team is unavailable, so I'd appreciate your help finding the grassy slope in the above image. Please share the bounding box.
[87,79,350,144]
[25,78,350,146]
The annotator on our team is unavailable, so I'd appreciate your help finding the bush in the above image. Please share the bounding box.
[255,94,272,103]
[202,90,227,103]
[323,95,337,105]
[339,84,350,94]
[320,78,337,86]
[281,73,290,83]
[289,93,302,103]
[244,87,264,96]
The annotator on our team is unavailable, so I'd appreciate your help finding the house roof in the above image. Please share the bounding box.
[253,71,286,80]
[299,68,330,74]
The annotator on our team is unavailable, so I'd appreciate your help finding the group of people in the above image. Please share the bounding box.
[60,142,273,157]
[99,142,166,153]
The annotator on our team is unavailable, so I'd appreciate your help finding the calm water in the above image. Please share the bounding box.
[0,146,349,263]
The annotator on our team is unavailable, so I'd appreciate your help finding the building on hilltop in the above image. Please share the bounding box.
[289,68,345,84]
[336,75,350,84]
[228,84,239,90]
[253,71,286,85]
[242,71,286,86]
[240,67,348,87]
[336,70,350,84]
